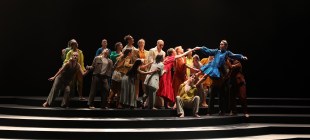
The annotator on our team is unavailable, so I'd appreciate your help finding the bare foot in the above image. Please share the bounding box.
[79,97,86,100]
[172,103,176,110]
[200,103,208,108]
[42,102,48,107]
[193,113,201,117]
[178,113,184,118]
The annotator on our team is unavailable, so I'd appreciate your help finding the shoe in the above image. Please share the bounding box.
[151,107,158,110]
[89,106,95,109]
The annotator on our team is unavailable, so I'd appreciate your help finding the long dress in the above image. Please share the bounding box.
[172,57,187,98]
[157,55,175,102]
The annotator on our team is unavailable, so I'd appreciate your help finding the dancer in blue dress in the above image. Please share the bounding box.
[193,40,248,87]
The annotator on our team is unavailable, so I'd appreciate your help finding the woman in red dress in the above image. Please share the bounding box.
[157,47,195,108]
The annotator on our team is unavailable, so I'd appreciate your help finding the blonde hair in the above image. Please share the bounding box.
[69,39,78,47]
[174,46,183,54]
[138,39,145,44]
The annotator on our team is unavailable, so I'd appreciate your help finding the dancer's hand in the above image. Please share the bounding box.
[86,65,92,70]
[48,76,55,81]
[242,56,248,60]
[194,47,201,51]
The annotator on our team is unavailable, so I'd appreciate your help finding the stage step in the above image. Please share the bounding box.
[1,96,309,107]
[0,96,310,139]
[0,96,309,117]
[0,114,245,128]
[0,123,309,139]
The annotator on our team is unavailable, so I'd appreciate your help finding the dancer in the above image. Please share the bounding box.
[194,40,247,115]
[175,75,200,118]
[43,52,88,108]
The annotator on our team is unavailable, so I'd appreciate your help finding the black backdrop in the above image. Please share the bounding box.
[0,0,309,98]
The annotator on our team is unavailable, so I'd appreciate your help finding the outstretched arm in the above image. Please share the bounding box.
[138,67,158,75]
[227,51,248,60]
[194,46,217,56]
[175,49,194,59]
[48,63,67,81]
[86,57,98,70]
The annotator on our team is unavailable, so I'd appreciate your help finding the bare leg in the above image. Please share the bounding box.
[201,87,208,107]
[108,89,115,103]
[77,73,85,100]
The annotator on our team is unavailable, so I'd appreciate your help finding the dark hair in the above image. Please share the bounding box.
[115,42,122,50]
[126,59,143,78]
[122,48,132,59]
[124,34,133,42]
[155,54,163,63]
[221,40,228,47]
[167,48,174,56]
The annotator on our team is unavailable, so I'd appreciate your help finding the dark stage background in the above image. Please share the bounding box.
[0,0,309,98]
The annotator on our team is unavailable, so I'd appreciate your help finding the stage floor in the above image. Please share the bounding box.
[0,96,309,139]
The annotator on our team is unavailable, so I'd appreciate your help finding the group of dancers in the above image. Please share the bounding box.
[43,34,249,117]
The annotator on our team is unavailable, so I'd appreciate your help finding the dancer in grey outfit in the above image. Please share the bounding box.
[43,52,88,108]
